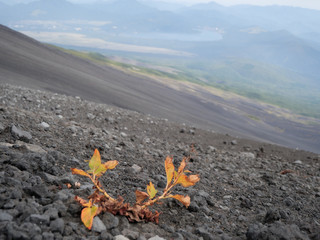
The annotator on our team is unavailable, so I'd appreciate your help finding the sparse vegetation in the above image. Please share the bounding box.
[71,149,200,230]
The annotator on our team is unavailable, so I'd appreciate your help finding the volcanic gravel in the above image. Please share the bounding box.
[0,84,319,240]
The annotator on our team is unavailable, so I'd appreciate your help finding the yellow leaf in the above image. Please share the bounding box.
[103,160,119,170]
[147,181,158,199]
[71,168,90,177]
[89,149,101,170]
[88,149,107,177]
[178,157,187,174]
[135,190,149,204]
[165,156,174,187]
[171,194,191,207]
[81,205,98,230]
[176,174,200,187]
[173,170,178,180]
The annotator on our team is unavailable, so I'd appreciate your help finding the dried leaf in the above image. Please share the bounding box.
[171,194,191,207]
[147,181,158,199]
[71,168,90,177]
[103,160,119,170]
[178,157,187,174]
[176,174,200,187]
[135,190,149,204]
[81,205,98,230]
[280,169,295,175]
[75,196,89,207]
[165,156,174,187]
[66,183,72,189]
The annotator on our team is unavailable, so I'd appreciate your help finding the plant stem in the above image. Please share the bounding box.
[89,175,115,201]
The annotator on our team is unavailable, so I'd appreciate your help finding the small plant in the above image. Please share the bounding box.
[71,149,200,230]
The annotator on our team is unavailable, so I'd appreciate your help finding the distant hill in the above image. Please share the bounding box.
[186,29,320,78]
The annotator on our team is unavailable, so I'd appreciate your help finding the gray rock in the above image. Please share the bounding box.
[68,126,78,133]
[3,200,15,209]
[10,189,22,199]
[87,113,96,120]
[198,190,210,199]
[40,122,50,129]
[206,146,216,154]
[42,232,55,240]
[122,228,140,239]
[50,218,65,234]
[138,236,147,240]
[0,211,13,221]
[188,202,200,212]
[120,132,128,138]
[29,214,50,225]
[177,229,199,240]
[240,152,255,159]
[264,209,281,223]
[231,140,238,145]
[44,208,59,220]
[147,236,165,240]
[6,222,30,239]
[24,184,50,198]
[118,216,130,230]
[195,227,214,240]
[11,125,32,142]
[24,143,46,153]
[132,164,142,173]
[148,236,166,240]
[114,235,130,240]
[294,160,303,165]
[106,117,115,124]
[246,222,310,240]
[100,230,114,240]
[0,122,4,132]
[102,212,119,230]
[92,217,106,233]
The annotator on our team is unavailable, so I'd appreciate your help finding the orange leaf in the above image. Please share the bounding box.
[135,190,149,204]
[165,156,174,187]
[176,174,200,187]
[81,205,98,230]
[171,194,191,207]
[71,168,90,177]
[147,181,158,199]
[178,157,187,174]
[103,160,119,170]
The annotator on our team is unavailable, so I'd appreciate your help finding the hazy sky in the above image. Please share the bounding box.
[76,0,320,10]
[4,0,320,10]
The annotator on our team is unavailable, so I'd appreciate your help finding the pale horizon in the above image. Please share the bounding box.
[2,0,320,10]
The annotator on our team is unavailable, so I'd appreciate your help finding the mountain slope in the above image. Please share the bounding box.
[0,24,320,153]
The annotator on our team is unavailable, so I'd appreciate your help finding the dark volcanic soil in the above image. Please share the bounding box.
[0,84,319,240]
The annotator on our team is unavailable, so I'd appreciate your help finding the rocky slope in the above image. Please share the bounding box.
[0,84,319,240]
